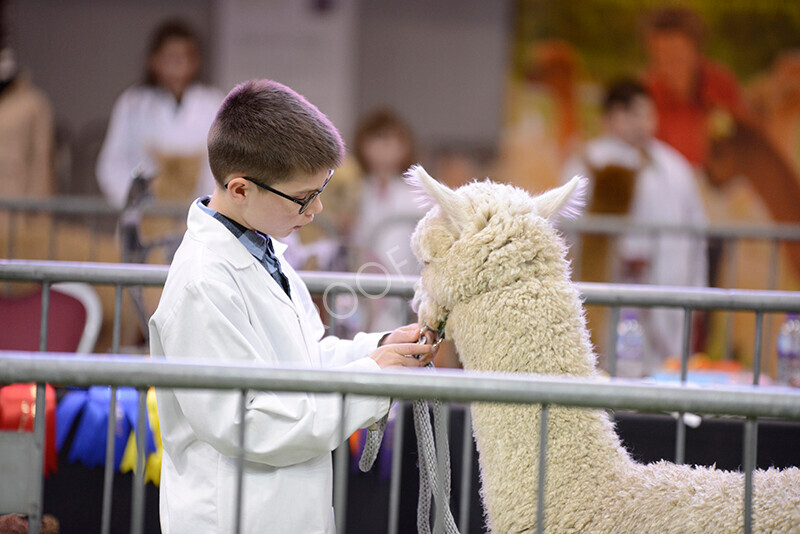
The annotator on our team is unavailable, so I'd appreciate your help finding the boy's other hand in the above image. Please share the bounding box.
[370,343,434,368]
[380,323,423,346]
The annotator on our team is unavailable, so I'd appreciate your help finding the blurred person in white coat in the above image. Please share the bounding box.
[563,79,708,370]
[96,19,224,209]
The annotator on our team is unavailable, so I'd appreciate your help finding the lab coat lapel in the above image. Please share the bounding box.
[260,265,295,309]
[263,237,298,310]
[188,200,298,309]
[187,200,317,365]
[273,238,324,367]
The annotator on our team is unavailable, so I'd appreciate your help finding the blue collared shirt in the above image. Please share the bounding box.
[197,197,291,298]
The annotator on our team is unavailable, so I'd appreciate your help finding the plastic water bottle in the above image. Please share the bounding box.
[615,309,645,378]
[776,313,800,387]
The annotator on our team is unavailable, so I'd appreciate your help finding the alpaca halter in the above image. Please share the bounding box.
[359,323,460,534]
[418,324,446,355]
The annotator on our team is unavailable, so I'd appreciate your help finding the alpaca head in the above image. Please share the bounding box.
[408,165,588,332]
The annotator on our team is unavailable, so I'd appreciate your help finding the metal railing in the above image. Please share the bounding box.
[3,198,800,286]
[0,196,187,262]
[0,196,187,219]
[4,199,800,362]
[2,354,799,534]
[364,211,800,285]
[1,259,800,534]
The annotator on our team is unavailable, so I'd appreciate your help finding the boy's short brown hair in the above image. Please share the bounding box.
[207,79,345,187]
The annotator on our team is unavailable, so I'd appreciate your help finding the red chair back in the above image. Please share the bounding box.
[0,287,87,352]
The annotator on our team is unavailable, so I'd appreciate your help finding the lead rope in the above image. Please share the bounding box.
[359,327,459,534]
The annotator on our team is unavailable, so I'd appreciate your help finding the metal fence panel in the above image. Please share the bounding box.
[2,259,800,534]
[0,432,35,514]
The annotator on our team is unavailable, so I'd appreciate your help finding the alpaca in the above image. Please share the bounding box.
[406,165,800,533]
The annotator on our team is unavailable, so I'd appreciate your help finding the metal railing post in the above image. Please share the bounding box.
[334,394,349,534]
[607,307,620,377]
[112,284,123,353]
[433,403,450,534]
[47,217,56,260]
[743,418,757,534]
[458,405,473,534]
[8,212,16,259]
[100,387,117,534]
[29,381,46,534]
[675,307,692,465]
[101,284,124,534]
[752,311,764,386]
[723,239,739,359]
[536,404,549,534]
[26,282,52,534]
[387,402,406,534]
[234,389,247,534]
[39,282,50,352]
[129,388,147,534]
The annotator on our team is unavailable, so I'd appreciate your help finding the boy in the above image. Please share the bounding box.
[149,79,435,534]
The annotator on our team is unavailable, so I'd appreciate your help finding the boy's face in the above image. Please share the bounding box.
[239,168,331,238]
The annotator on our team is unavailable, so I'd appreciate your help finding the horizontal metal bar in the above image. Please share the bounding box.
[560,214,800,241]
[1,352,799,420]
[0,260,169,286]
[577,283,800,312]
[2,196,799,242]
[2,260,800,312]
[0,196,187,217]
[354,212,800,242]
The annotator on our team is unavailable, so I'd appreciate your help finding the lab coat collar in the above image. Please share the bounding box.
[187,198,298,308]
[187,198,259,270]
[271,237,288,257]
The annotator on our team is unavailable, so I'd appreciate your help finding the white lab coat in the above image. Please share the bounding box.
[563,136,708,364]
[96,83,224,208]
[149,199,390,534]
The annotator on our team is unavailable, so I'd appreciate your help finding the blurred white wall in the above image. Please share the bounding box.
[212,0,358,139]
[357,0,511,149]
[9,0,213,134]
[8,0,510,186]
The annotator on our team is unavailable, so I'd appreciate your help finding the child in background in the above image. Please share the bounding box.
[149,80,436,534]
[351,109,427,332]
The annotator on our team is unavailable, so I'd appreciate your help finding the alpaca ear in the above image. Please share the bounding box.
[533,175,588,221]
[404,164,468,231]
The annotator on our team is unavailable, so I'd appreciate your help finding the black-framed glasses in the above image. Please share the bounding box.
[227,169,334,215]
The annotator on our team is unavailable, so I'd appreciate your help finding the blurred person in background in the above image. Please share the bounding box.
[641,6,748,170]
[96,19,223,348]
[563,79,708,372]
[0,44,53,200]
[96,19,224,210]
[350,108,426,333]
[0,10,55,264]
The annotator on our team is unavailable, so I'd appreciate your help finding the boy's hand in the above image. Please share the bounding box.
[370,343,434,368]
[380,323,425,346]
